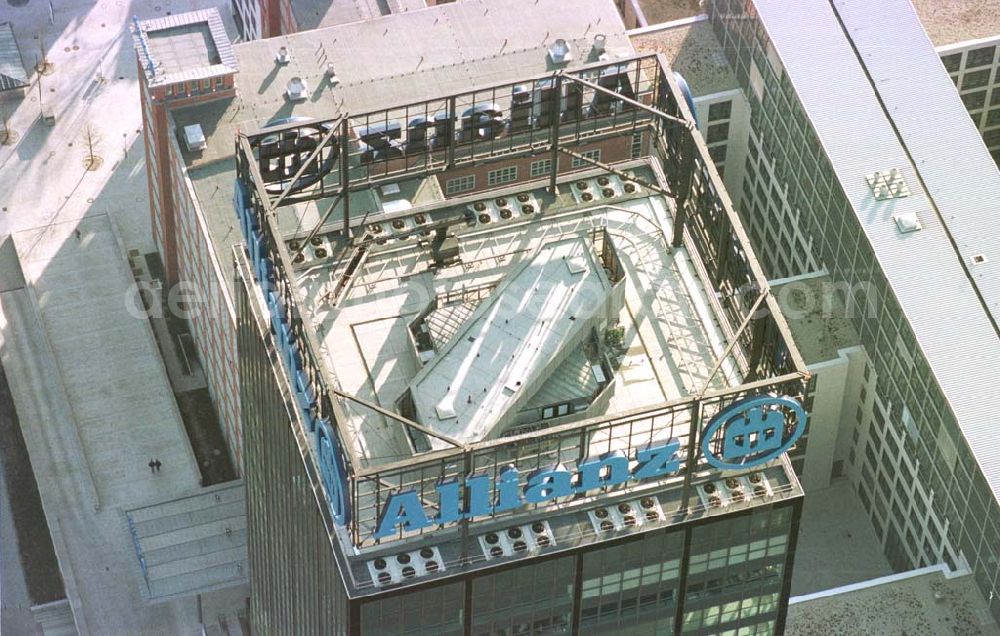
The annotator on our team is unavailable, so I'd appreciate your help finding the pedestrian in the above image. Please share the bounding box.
[153,459,162,472]
[148,459,155,473]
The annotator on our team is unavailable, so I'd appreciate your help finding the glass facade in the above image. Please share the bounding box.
[351,505,798,636]
[941,39,1000,166]
[707,0,1000,623]
[239,246,801,633]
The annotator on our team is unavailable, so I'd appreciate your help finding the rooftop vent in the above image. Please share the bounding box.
[588,498,664,534]
[593,34,607,55]
[548,39,573,65]
[893,212,922,234]
[367,547,445,588]
[182,124,206,152]
[286,77,308,102]
[325,63,339,86]
[866,168,910,200]
[275,46,290,64]
[971,253,988,265]
[479,522,555,560]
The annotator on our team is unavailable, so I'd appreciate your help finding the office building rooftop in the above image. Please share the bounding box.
[291,0,427,32]
[630,17,739,95]
[312,172,737,467]
[910,0,1000,46]
[169,0,633,291]
[131,9,237,87]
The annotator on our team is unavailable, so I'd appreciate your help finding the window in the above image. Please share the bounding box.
[444,174,475,195]
[749,59,765,101]
[630,131,643,159]
[967,45,996,68]
[215,76,225,89]
[709,145,727,163]
[530,159,551,177]
[986,108,1000,128]
[200,79,211,92]
[708,100,732,121]
[571,149,601,168]
[962,69,991,90]
[941,53,962,73]
[962,90,987,111]
[486,166,517,185]
[707,122,730,144]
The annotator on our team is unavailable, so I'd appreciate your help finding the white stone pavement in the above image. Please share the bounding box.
[0,0,241,634]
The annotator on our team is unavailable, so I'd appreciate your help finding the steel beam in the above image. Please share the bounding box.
[556,146,671,197]
[561,72,690,127]
[331,388,466,449]
[269,114,345,209]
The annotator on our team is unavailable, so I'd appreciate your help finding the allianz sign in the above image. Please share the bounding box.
[375,440,683,539]
[375,395,806,539]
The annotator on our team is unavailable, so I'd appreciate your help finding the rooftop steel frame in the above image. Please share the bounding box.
[234,53,811,551]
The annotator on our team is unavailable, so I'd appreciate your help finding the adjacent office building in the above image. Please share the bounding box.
[131,9,244,469]
[230,0,447,41]
[637,0,1000,623]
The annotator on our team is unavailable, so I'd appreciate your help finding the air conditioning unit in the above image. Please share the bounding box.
[183,124,207,152]
[468,200,497,226]
[588,497,661,535]
[721,476,747,504]
[289,234,332,266]
[698,481,728,510]
[548,38,573,64]
[595,174,623,199]
[367,546,445,588]
[478,522,556,561]
[275,45,290,64]
[286,77,308,102]
[570,178,596,204]
[745,472,773,500]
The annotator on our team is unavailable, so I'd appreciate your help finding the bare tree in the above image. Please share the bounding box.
[0,103,16,145]
[83,125,102,170]
[0,103,9,143]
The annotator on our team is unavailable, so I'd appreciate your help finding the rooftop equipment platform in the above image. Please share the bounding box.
[409,236,620,447]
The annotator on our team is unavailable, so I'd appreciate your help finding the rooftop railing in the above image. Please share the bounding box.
[234,52,810,550]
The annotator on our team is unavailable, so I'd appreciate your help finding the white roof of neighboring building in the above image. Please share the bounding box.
[0,22,28,92]
[754,0,1000,498]
[410,237,614,446]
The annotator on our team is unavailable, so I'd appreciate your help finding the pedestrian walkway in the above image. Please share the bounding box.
[14,215,199,506]
[0,215,203,634]
[124,481,248,602]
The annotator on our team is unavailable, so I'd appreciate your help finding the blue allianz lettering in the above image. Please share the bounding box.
[373,439,682,539]
[236,179,350,525]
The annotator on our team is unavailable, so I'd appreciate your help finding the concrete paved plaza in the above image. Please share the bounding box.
[0,0,241,633]
[791,478,893,596]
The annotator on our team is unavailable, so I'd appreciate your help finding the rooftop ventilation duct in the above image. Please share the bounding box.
[548,39,573,65]
[275,46,290,64]
[325,63,339,86]
[285,77,308,102]
[182,124,206,152]
[893,212,922,234]
[593,33,607,55]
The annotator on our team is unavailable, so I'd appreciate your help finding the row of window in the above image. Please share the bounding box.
[443,150,604,195]
[164,75,226,99]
